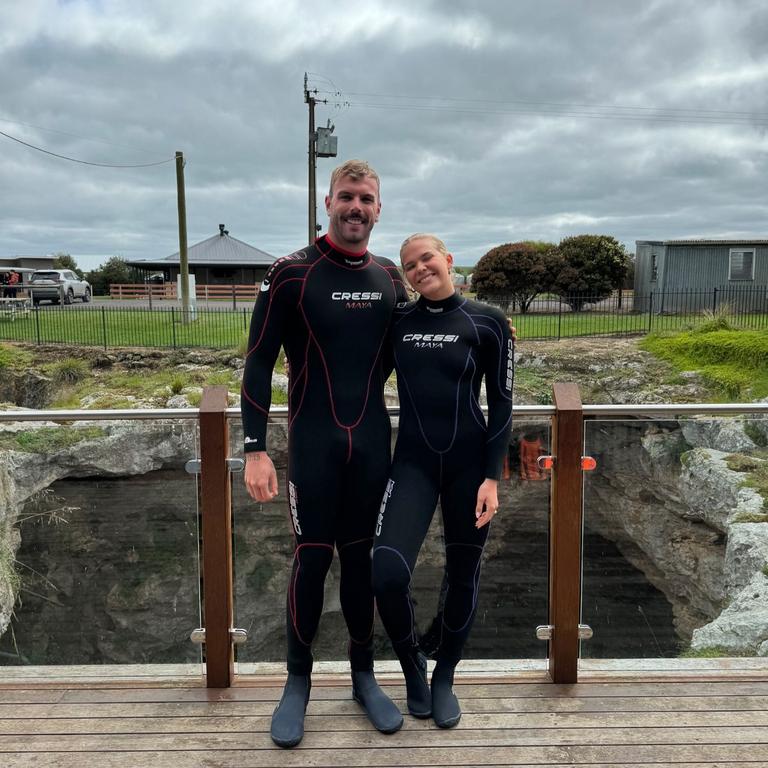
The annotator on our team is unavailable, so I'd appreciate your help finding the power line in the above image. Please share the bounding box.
[343,101,768,128]
[314,88,768,127]
[0,129,175,168]
[0,116,165,155]
[339,90,768,118]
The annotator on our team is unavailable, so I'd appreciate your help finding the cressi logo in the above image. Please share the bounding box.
[289,481,301,535]
[376,479,395,536]
[402,333,459,349]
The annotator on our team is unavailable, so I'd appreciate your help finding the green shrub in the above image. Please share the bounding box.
[169,375,187,395]
[725,454,762,473]
[0,344,33,370]
[1,426,105,454]
[49,358,89,385]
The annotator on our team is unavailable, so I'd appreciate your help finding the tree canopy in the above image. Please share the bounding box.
[85,256,133,296]
[550,235,629,311]
[472,241,557,313]
[52,253,84,279]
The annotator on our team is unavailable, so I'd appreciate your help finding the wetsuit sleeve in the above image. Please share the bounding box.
[381,261,409,379]
[478,308,514,479]
[240,269,294,453]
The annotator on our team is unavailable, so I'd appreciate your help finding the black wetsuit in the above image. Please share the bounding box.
[372,292,514,667]
[241,235,407,675]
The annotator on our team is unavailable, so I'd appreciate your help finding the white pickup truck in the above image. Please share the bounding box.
[30,269,92,305]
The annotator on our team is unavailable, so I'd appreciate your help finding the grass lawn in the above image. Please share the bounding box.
[0,306,251,349]
[0,304,766,348]
[640,328,768,401]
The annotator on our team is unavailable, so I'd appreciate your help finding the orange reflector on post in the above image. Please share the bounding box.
[581,456,597,471]
[537,455,555,471]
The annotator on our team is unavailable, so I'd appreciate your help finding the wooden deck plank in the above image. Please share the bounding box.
[1,745,768,767]
[2,725,768,750]
[2,680,768,704]
[1,709,768,734]
[3,693,768,718]
[0,678,766,767]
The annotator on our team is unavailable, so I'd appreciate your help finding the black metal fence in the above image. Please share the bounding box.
[0,305,251,349]
[0,286,765,348]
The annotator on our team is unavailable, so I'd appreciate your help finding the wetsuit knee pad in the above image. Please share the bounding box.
[293,543,334,581]
[371,546,412,598]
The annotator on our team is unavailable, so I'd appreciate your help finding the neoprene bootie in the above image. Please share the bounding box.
[431,663,461,728]
[351,669,403,733]
[397,646,431,718]
[270,673,311,748]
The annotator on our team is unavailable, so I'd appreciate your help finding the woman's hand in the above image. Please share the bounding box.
[475,478,499,528]
[244,451,279,502]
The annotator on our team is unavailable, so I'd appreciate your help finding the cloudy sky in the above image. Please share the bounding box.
[1,0,767,269]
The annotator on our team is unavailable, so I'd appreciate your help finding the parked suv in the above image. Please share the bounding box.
[30,270,92,305]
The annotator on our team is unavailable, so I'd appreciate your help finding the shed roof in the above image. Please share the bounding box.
[128,226,275,268]
[664,239,768,246]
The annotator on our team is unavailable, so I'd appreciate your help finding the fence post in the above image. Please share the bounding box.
[34,307,41,345]
[548,382,584,684]
[647,291,654,334]
[171,307,177,348]
[557,297,563,340]
[712,287,718,313]
[101,306,108,350]
[198,386,234,687]
[232,284,237,311]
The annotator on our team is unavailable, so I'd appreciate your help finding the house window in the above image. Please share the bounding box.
[729,249,755,281]
[650,254,658,282]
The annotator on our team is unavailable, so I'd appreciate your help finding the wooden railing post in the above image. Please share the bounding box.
[199,386,234,687]
[548,382,584,683]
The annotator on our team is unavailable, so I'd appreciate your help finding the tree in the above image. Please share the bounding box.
[52,253,84,279]
[472,241,557,313]
[550,235,629,311]
[86,256,133,296]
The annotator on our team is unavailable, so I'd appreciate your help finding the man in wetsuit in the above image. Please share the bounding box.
[241,160,407,748]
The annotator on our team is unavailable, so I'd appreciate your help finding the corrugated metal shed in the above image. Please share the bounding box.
[634,238,768,312]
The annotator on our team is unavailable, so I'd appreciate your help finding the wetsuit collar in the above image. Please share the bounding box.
[416,291,464,314]
[320,234,371,268]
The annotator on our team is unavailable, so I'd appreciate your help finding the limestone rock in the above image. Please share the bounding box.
[678,448,764,532]
[725,523,768,595]
[680,419,757,453]
[691,572,768,653]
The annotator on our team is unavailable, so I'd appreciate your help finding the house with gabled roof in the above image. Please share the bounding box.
[128,224,275,285]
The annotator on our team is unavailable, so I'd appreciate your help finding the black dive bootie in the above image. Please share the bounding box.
[351,669,403,733]
[397,647,431,718]
[270,673,311,748]
[431,663,461,728]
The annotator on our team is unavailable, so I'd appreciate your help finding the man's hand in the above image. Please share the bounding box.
[507,320,517,343]
[475,478,499,528]
[245,451,279,502]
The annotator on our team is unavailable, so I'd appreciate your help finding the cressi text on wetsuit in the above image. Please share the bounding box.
[241,234,407,674]
[373,292,514,666]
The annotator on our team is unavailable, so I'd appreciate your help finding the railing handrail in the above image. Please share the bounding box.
[4,402,766,424]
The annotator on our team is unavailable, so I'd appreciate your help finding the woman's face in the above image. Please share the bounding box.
[400,238,454,300]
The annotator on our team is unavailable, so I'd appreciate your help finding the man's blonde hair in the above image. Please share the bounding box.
[399,233,450,260]
[329,159,381,197]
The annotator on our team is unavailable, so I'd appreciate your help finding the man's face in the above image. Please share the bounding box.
[325,175,381,251]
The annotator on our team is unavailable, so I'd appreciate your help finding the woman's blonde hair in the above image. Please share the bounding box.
[399,233,450,260]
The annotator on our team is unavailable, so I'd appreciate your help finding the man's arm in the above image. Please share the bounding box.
[241,266,294,501]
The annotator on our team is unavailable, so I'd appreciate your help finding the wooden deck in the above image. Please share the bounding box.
[2,668,768,767]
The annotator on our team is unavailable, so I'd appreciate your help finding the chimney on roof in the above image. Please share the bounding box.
[219,224,229,236]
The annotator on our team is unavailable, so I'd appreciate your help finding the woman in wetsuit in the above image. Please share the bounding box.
[372,233,514,728]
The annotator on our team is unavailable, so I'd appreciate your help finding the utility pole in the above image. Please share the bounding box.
[304,73,338,246]
[305,74,317,246]
[175,151,191,324]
